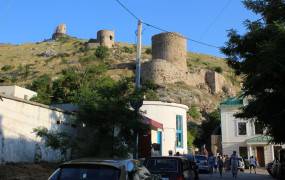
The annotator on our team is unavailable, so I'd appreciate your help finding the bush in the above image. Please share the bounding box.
[188,106,201,120]
[122,46,134,54]
[214,66,223,73]
[145,48,151,54]
[79,55,97,64]
[1,65,14,71]
[95,46,109,60]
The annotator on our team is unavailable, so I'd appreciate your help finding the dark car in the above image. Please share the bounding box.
[266,161,274,177]
[183,154,199,180]
[194,155,210,173]
[276,149,285,179]
[48,158,151,180]
[144,156,195,180]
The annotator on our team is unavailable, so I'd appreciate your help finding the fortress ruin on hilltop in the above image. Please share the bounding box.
[50,24,234,95]
[142,32,234,95]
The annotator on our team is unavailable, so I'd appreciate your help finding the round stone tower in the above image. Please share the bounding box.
[152,32,187,70]
[52,24,67,39]
[97,30,115,48]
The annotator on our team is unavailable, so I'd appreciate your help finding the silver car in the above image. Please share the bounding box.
[195,155,210,173]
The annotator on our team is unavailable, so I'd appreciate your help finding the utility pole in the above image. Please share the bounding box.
[135,20,142,89]
[131,20,143,160]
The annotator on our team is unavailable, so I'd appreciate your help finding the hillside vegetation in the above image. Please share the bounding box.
[0,36,241,123]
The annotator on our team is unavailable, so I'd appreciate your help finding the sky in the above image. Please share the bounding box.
[0,0,259,57]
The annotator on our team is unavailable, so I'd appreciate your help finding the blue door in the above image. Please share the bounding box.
[157,131,162,155]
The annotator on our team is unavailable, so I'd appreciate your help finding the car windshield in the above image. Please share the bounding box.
[184,154,195,161]
[146,159,178,172]
[195,156,207,161]
[58,165,120,180]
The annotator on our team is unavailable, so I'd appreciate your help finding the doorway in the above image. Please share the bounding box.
[256,146,265,167]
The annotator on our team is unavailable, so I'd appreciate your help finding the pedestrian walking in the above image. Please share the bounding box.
[249,156,257,174]
[230,151,239,179]
[217,156,224,177]
[208,153,215,174]
[214,156,218,173]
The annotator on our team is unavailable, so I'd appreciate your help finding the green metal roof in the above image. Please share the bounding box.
[246,135,272,144]
[220,97,243,106]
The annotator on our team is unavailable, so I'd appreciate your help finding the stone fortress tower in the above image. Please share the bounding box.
[142,32,234,95]
[96,30,115,48]
[52,24,67,40]
[152,32,187,72]
[142,32,189,85]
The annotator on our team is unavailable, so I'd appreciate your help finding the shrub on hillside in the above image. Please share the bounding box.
[1,65,14,71]
[214,66,223,73]
[145,48,151,55]
[95,46,109,60]
[121,46,134,54]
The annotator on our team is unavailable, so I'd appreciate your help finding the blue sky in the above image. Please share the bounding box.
[0,0,258,57]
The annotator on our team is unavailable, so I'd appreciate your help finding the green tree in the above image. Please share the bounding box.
[34,68,147,158]
[222,0,285,143]
[188,106,201,120]
[187,122,199,148]
[194,110,220,150]
[28,74,52,104]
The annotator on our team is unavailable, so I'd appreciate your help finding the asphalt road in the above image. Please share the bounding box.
[199,168,273,180]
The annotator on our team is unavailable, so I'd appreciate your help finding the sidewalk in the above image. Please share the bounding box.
[199,168,273,180]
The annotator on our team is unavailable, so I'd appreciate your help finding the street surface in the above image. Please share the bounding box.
[199,168,273,180]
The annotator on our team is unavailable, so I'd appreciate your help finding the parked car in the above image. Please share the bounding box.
[144,156,196,180]
[48,158,152,180]
[266,161,274,177]
[194,155,210,173]
[183,154,199,180]
[276,149,285,179]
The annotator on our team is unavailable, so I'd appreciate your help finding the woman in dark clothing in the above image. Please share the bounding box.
[217,156,224,177]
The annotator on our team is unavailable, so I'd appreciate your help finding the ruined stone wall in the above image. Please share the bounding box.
[206,71,226,94]
[152,32,187,72]
[97,30,115,48]
[142,59,187,85]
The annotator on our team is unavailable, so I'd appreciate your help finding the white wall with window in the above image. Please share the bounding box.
[220,98,285,166]
[140,101,188,156]
[0,93,75,163]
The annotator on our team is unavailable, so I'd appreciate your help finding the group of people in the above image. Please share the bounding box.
[207,151,258,179]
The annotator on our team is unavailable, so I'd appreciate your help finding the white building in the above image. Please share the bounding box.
[220,97,285,167]
[0,85,37,100]
[0,86,75,163]
[139,101,188,157]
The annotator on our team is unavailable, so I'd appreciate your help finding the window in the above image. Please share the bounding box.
[239,147,248,159]
[176,115,183,148]
[238,122,247,135]
[254,122,263,134]
[110,35,113,40]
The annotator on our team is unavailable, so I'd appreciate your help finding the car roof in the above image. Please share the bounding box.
[195,155,207,157]
[60,158,134,169]
[146,156,188,160]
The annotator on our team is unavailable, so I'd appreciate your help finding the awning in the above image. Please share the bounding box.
[142,116,163,130]
[246,135,272,145]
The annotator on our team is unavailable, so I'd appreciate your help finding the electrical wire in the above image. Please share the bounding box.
[114,0,221,49]
[199,0,233,40]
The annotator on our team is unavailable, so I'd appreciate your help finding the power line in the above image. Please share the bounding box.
[114,0,140,21]
[143,22,220,49]
[199,0,233,40]
[114,0,221,49]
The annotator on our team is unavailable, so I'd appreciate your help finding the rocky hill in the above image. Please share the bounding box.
[0,36,241,123]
